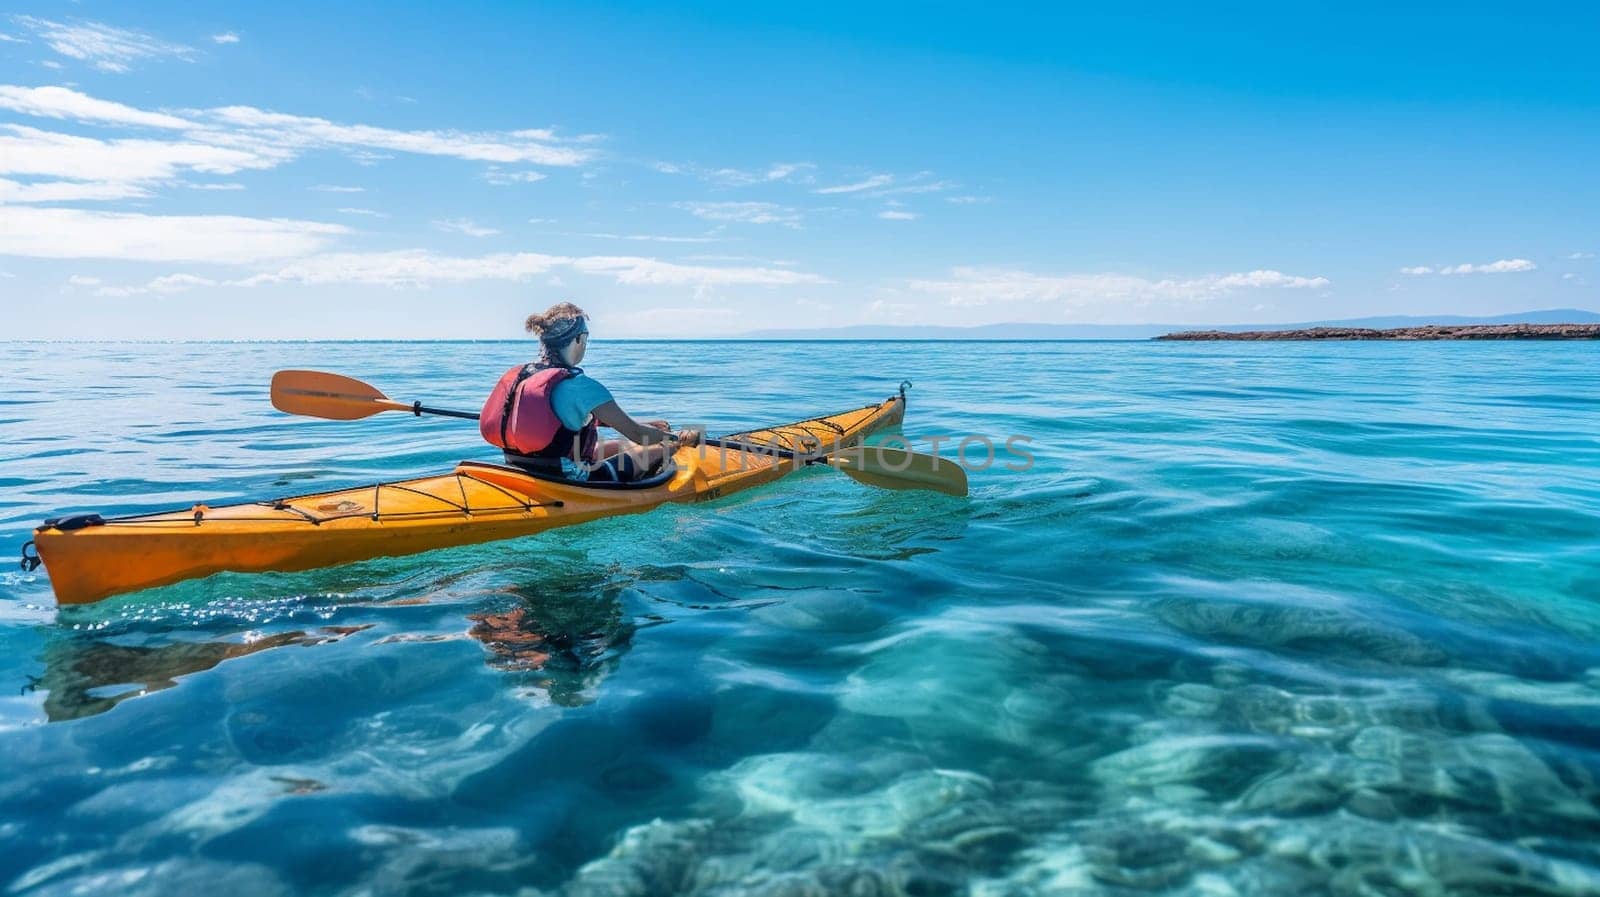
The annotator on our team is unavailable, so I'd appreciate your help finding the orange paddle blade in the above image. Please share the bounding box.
[270,370,412,420]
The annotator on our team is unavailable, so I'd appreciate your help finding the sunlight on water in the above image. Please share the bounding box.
[2,340,1599,895]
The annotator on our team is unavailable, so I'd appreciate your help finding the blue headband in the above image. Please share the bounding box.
[539,315,588,347]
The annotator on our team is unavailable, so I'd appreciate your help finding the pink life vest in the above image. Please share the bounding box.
[479,364,598,462]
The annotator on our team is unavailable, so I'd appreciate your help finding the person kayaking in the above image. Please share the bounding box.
[479,302,699,482]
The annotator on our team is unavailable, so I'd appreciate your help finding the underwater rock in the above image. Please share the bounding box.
[750,591,886,635]
[1080,824,1193,889]
[1236,767,1346,816]
[1269,815,1600,897]
[1161,682,1225,718]
[788,769,993,839]
[565,818,716,897]
[968,835,1098,895]
[886,769,994,827]
[740,872,830,897]
[1154,596,1448,666]
[719,751,926,816]
[351,824,540,897]
[838,629,1071,759]
[1342,787,1399,821]
[813,863,897,897]
[744,826,855,875]
[1091,734,1291,796]
[1347,726,1597,824]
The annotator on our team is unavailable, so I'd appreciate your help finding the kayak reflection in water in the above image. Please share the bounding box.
[28,626,367,722]
[480,301,702,483]
[466,578,642,707]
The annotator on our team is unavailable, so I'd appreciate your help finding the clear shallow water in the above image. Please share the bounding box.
[2,339,1600,896]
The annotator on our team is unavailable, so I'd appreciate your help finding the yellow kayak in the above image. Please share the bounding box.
[28,392,906,605]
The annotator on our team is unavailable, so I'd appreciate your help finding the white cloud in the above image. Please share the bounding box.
[1206,270,1330,289]
[66,275,101,286]
[569,256,827,287]
[0,122,277,207]
[309,184,364,193]
[1567,251,1594,260]
[675,201,800,226]
[433,217,499,237]
[0,85,597,206]
[814,174,893,194]
[483,168,547,185]
[336,207,387,217]
[946,195,990,204]
[250,251,825,289]
[567,232,721,243]
[878,210,918,221]
[1442,258,1536,274]
[0,207,347,263]
[868,179,954,197]
[84,249,826,293]
[868,299,916,318]
[208,105,593,166]
[189,182,246,191]
[0,125,283,183]
[212,32,240,44]
[12,17,194,73]
[238,251,565,287]
[765,162,814,181]
[909,267,1329,307]
[704,161,814,186]
[0,85,193,129]
[95,273,219,297]
[0,177,148,202]
[1403,260,1537,275]
[652,160,814,186]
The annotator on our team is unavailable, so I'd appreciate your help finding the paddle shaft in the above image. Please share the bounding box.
[407,402,480,421]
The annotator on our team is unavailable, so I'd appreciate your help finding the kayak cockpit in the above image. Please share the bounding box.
[457,459,679,492]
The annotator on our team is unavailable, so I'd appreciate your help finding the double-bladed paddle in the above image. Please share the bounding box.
[270,369,968,497]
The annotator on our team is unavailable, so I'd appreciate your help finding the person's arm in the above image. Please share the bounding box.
[591,401,702,447]
[591,401,674,445]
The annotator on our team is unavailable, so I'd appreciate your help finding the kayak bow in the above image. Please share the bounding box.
[27,391,907,605]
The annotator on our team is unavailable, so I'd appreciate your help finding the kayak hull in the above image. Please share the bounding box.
[34,394,905,605]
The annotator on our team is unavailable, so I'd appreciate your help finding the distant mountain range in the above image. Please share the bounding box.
[739,309,1600,340]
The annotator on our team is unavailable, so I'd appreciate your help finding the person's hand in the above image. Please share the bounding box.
[646,419,670,431]
[674,428,703,447]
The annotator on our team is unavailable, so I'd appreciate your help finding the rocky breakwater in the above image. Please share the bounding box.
[1156,323,1600,340]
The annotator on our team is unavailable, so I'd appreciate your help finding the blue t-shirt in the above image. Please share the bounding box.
[548,373,613,432]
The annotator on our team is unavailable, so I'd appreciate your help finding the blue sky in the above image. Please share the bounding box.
[2,1,1597,338]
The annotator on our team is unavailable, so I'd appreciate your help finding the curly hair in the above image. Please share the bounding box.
[524,301,588,337]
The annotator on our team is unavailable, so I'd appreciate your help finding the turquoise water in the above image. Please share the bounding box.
[3,340,1600,896]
